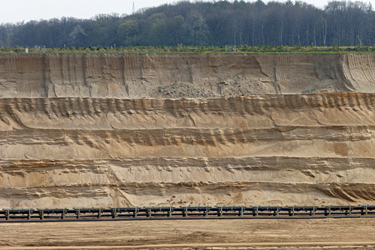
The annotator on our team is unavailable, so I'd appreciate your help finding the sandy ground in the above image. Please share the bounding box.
[2,54,375,249]
[1,218,375,249]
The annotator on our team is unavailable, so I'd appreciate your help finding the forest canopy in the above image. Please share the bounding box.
[0,0,374,48]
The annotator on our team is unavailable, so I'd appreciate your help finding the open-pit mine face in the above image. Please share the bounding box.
[1,53,375,209]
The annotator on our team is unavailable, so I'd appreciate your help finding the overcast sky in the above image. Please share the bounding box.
[0,0,372,24]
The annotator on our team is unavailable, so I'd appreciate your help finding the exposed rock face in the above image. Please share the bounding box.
[1,53,375,99]
[1,54,375,208]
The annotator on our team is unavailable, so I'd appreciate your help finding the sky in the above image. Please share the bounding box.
[0,0,372,24]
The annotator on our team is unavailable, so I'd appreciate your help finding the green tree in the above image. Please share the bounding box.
[145,13,169,46]
[167,15,186,45]
[186,11,209,46]
[118,20,139,46]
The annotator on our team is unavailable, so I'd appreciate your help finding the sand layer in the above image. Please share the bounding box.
[1,218,375,249]
[0,54,375,208]
[0,53,375,98]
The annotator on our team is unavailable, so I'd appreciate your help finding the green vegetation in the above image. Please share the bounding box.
[2,45,375,54]
[0,1,374,48]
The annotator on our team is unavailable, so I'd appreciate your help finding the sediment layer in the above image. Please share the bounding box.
[1,90,375,208]
[1,53,375,98]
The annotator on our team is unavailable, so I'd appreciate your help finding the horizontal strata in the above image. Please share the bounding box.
[1,126,374,145]
[1,92,375,114]
[0,92,375,208]
[0,126,374,159]
[1,93,375,131]
[0,93,374,159]
[1,157,375,208]
[0,53,375,98]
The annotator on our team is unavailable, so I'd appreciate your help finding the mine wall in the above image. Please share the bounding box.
[1,53,375,98]
[0,54,375,208]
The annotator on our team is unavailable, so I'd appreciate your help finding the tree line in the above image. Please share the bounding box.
[0,0,374,48]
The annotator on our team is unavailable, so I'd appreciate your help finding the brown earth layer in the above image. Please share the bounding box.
[0,91,374,208]
[2,53,375,249]
[1,218,375,249]
[0,53,375,98]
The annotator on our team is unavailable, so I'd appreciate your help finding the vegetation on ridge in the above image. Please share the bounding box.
[0,0,374,48]
[2,45,375,54]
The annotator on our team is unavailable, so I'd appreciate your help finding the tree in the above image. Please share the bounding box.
[2,0,375,47]
[145,13,169,46]
[118,20,139,46]
[69,25,87,46]
[186,11,209,46]
[167,15,186,45]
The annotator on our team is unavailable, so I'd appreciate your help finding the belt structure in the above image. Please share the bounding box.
[1,205,375,222]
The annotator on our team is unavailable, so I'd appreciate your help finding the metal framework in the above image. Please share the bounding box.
[1,205,375,222]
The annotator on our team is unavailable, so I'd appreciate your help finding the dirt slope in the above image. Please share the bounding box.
[0,53,375,99]
[1,218,375,249]
[0,54,375,209]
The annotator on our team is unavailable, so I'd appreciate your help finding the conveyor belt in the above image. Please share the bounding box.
[1,205,375,222]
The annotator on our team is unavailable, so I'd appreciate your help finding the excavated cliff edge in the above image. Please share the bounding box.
[1,54,375,209]
[0,53,374,98]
